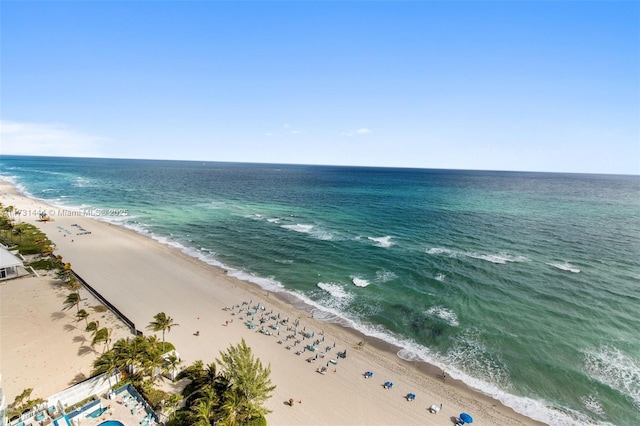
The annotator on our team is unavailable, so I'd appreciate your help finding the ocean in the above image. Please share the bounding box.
[1,155,638,425]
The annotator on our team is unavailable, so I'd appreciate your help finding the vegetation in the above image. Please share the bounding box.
[0,205,51,254]
[25,257,60,270]
[7,388,45,420]
[147,312,179,352]
[170,338,275,426]
[90,315,275,425]
[0,210,277,426]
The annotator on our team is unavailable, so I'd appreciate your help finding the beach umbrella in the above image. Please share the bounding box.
[459,413,473,424]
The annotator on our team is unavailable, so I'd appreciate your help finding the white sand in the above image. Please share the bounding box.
[0,180,544,425]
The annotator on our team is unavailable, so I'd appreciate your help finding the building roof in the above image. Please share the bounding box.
[0,245,23,269]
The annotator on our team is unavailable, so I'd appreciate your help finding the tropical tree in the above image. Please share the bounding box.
[4,205,14,219]
[13,226,24,242]
[142,348,165,384]
[191,387,217,426]
[0,216,12,237]
[164,393,183,421]
[40,244,54,256]
[92,350,120,388]
[215,339,275,425]
[91,327,112,354]
[12,388,32,414]
[147,312,179,352]
[66,276,81,293]
[63,292,81,313]
[76,309,90,326]
[86,320,100,335]
[56,263,74,284]
[163,352,183,380]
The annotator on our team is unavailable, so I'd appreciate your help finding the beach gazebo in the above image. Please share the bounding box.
[0,245,27,280]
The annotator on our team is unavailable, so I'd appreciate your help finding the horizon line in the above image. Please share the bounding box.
[1,154,638,178]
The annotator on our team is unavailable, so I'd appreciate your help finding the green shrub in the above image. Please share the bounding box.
[26,258,59,270]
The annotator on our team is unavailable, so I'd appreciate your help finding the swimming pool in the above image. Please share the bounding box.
[97,421,124,426]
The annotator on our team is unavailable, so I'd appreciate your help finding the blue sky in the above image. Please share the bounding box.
[1,1,638,174]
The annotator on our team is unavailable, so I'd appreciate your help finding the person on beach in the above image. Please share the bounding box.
[289,398,294,407]
[442,370,446,382]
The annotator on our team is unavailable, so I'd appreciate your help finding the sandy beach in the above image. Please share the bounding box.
[0,179,544,426]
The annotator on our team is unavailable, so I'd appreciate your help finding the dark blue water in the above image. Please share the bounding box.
[2,155,639,425]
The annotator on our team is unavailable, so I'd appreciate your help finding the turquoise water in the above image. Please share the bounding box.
[1,156,639,425]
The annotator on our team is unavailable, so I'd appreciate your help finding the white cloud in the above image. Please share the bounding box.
[289,130,301,135]
[1,120,107,157]
[342,127,373,137]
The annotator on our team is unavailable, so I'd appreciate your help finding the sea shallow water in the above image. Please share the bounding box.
[1,155,639,425]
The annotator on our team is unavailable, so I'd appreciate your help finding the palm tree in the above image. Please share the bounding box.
[13,226,24,242]
[215,339,275,424]
[164,394,183,421]
[113,337,139,376]
[91,327,112,354]
[86,320,100,335]
[4,205,14,219]
[92,350,120,389]
[76,309,90,327]
[191,386,217,426]
[56,263,74,284]
[12,388,33,414]
[147,312,179,352]
[142,349,165,384]
[163,352,183,381]
[63,292,81,313]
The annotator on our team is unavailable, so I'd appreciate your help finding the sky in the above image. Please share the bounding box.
[1,1,639,174]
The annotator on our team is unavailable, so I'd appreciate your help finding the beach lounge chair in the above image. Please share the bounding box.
[406,392,416,401]
[364,371,373,378]
[140,413,152,424]
[429,404,440,413]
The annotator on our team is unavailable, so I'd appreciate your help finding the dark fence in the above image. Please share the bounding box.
[73,271,140,335]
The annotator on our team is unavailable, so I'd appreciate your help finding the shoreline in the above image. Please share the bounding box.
[1,178,545,425]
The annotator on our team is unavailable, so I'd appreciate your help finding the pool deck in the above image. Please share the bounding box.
[13,395,159,426]
[72,396,157,426]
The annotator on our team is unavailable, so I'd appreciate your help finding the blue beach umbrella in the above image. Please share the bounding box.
[459,413,473,424]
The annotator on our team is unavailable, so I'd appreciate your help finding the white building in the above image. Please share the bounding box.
[0,246,28,281]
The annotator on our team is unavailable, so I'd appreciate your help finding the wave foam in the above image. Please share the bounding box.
[427,247,528,264]
[580,393,605,416]
[583,346,640,411]
[375,270,397,283]
[548,262,581,273]
[281,223,314,233]
[425,306,459,327]
[317,282,351,299]
[281,223,334,240]
[351,277,370,288]
[368,236,394,248]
